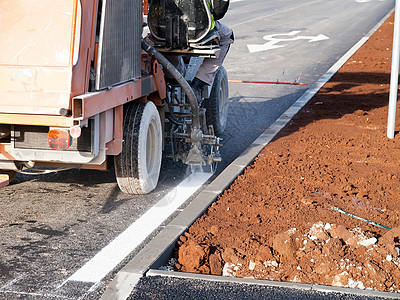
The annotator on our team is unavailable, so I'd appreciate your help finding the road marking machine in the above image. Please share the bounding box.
[0,0,229,194]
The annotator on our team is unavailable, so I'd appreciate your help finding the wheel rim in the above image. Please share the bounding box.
[146,118,160,176]
[219,76,228,127]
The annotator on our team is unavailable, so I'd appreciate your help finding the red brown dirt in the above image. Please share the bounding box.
[173,14,400,293]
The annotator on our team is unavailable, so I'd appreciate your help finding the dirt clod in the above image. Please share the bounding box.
[381,227,400,257]
[272,229,301,261]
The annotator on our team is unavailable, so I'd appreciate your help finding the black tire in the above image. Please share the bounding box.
[205,66,229,136]
[114,101,162,194]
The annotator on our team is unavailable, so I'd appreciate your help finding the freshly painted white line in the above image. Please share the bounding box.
[66,171,212,283]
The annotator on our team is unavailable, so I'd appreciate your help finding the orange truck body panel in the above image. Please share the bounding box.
[0,0,165,171]
[0,0,77,115]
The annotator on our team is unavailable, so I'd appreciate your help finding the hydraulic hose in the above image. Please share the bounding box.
[141,38,201,140]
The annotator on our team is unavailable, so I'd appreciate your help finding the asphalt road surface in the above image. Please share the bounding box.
[0,0,395,299]
[130,276,384,300]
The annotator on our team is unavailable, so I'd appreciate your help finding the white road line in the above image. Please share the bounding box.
[1,290,72,299]
[229,0,323,28]
[0,274,26,292]
[65,171,212,284]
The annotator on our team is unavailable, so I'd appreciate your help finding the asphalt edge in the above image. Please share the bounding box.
[100,8,395,300]
[146,269,400,299]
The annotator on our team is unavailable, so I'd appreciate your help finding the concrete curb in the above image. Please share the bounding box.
[100,8,395,300]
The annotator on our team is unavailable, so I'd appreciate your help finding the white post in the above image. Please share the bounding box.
[388,1,400,139]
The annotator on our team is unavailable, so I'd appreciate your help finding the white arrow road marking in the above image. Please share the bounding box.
[247,42,284,53]
[296,33,330,43]
[247,30,330,53]
[261,30,302,42]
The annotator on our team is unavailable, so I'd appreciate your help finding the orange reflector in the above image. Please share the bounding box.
[48,129,70,150]
[0,174,9,188]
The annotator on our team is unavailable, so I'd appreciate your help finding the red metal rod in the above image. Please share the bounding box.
[228,79,307,86]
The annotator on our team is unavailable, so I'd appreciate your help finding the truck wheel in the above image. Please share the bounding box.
[114,101,162,194]
[205,66,229,136]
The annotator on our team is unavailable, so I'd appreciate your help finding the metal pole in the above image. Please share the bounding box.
[228,79,307,85]
[387,1,400,139]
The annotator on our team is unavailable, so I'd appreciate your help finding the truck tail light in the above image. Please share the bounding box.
[48,129,71,150]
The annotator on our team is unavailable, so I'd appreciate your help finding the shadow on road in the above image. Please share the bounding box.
[272,71,392,142]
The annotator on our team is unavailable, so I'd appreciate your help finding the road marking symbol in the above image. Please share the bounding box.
[247,30,329,53]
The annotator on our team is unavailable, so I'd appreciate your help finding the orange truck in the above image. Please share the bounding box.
[0,0,228,194]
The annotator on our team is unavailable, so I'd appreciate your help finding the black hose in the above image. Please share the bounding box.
[141,38,201,135]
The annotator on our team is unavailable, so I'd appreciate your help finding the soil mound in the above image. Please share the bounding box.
[173,14,400,293]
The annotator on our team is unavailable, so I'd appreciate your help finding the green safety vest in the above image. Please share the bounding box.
[207,0,216,30]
